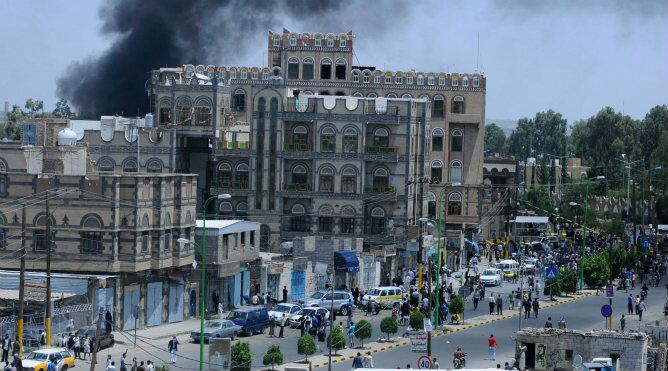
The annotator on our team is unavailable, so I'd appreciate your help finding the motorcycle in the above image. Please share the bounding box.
[365,301,381,316]
[453,357,466,369]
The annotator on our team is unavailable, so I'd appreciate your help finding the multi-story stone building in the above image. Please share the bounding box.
[149,29,486,273]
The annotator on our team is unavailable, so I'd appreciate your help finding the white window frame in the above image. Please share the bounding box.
[374,76,381,84]
[273,38,280,47]
[315,38,322,47]
[251,71,258,80]
[385,76,392,84]
[289,37,296,46]
[439,77,445,86]
[262,71,269,80]
[451,78,458,87]
[396,76,403,84]
[407,76,414,85]
[473,77,480,87]
[339,38,346,47]
[417,75,424,85]
[428,76,435,86]
[462,77,469,87]
[230,71,237,80]
[363,74,370,84]
[327,38,334,47]
[352,72,360,83]
[241,71,247,79]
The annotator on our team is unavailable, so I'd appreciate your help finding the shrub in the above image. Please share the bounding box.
[449,296,464,315]
[354,320,372,347]
[583,253,610,289]
[297,334,316,362]
[379,316,398,341]
[327,325,346,353]
[231,341,252,371]
[543,278,561,297]
[558,269,578,294]
[263,345,283,370]
[409,311,425,331]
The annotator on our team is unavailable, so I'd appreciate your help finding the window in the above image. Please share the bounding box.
[402,93,412,99]
[219,201,233,214]
[241,70,247,79]
[341,217,355,234]
[473,76,480,87]
[287,57,299,79]
[373,127,389,147]
[352,72,360,83]
[439,77,445,86]
[452,96,465,114]
[194,99,212,125]
[451,78,458,87]
[302,58,314,80]
[335,59,346,80]
[236,163,249,188]
[395,76,403,84]
[236,202,248,217]
[81,228,103,254]
[290,204,308,232]
[432,95,444,117]
[240,231,246,244]
[407,76,413,85]
[363,72,370,83]
[122,158,137,172]
[367,92,377,98]
[175,96,192,125]
[251,71,258,80]
[289,36,296,46]
[353,92,363,97]
[273,37,280,47]
[384,76,391,84]
[341,167,357,194]
[428,76,435,85]
[146,158,163,173]
[263,71,269,80]
[386,93,397,98]
[320,127,336,152]
[217,163,232,186]
[417,75,424,85]
[230,71,237,80]
[374,76,381,84]
[291,164,308,185]
[447,192,462,215]
[159,103,171,125]
[341,128,357,153]
[320,59,332,79]
[370,207,386,234]
[319,217,333,233]
[339,38,346,47]
[431,160,443,182]
[327,38,334,47]
[372,168,389,189]
[432,128,444,151]
[98,157,115,172]
[450,160,462,183]
[451,129,463,152]
[315,38,321,47]
[428,201,436,218]
[319,167,334,193]
[462,77,468,87]
[234,89,246,111]
[292,125,308,148]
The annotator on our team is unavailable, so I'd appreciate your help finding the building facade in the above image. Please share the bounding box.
[149,29,486,269]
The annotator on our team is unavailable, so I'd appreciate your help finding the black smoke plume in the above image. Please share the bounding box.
[56,0,346,118]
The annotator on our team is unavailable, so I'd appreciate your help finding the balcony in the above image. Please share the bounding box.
[364,146,399,161]
[210,180,250,190]
[283,183,312,192]
[284,143,313,152]
[448,112,482,125]
[365,146,397,154]
[363,186,397,201]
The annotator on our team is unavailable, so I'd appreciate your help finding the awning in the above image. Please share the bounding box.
[334,251,359,273]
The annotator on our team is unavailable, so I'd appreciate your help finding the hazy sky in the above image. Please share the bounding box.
[0,0,666,126]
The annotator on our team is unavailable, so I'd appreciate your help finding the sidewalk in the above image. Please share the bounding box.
[113,318,200,344]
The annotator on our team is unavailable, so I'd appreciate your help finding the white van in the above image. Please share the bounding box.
[360,286,403,308]
[498,259,519,279]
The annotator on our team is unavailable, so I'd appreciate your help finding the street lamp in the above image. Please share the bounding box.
[187,193,230,371]
[574,176,604,290]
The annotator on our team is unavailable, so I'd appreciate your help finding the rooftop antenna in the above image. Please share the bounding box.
[476,32,480,73]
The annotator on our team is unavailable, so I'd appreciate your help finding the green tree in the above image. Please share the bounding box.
[327,325,346,354]
[608,245,628,278]
[485,123,507,155]
[354,320,372,348]
[582,254,610,289]
[263,345,283,370]
[379,316,398,341]
[543,278,561,297]
[508,110,568,161]
[53,98,75,118]
[449,296,464,316]
[297,334,316,362]
[409,311,425,331]
[231,341,252,371]
[557,269,577,294]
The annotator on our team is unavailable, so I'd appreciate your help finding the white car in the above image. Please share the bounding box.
[289,307,330,328]
[522,258,539,273]
[480,268,502,286]
[267,303,302,319]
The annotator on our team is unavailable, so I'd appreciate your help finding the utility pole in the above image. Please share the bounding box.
[45,194,52,346]
[427,258,432,358]
[89,308,103,371]
[505,186,511,258]
[632,178,637,245]
[17,207,26,357]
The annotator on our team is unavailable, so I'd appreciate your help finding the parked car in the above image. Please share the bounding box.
[227,306,269,335]
[267,303,302,319]
[78,325,115,349]
[22,348,75,371]
[289,307,330,328]
[298,290,354,315]
[479,268,502,286]
[360,286,403,308]
[190,319,243,342]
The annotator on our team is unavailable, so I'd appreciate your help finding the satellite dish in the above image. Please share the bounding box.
[573,354,583,369]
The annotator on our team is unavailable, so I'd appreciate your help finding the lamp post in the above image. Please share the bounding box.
[181,193,231,371]
[570,176,605,290]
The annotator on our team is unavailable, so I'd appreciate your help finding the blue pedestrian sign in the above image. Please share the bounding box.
[643,239,650,249]
[601,304,612,318]
[545,266,558,280]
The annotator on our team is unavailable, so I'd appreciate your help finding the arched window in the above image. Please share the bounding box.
[426,192,437,218]
[320,58,332,79]
[292,125,308,148]
[319,166,335,193]
[290,204,308,232]
[302,57,314,80]
[233,89,246,111]
[362,71,370,84]
[451,129,463,152]
[373,127,389,148]
[395,75,403,84]
[428,76,435,86]
[122,158,137,173]
[289,35,296,46]
[341,206,356,234]
[374,75,381,84]
[401,93,412,99]
[320,127,336,152]
[448,192,462,215]
[314,37,322,47]
[367,92,377,98]
[342,127,358,153]
[335,58,346,80]
[146,158,163,173]
[451,77,458,87]
[450,160,462,184]
[33,214,56,251]
[175,96,192,125]
[352,71,360,83]
[98,157,115,172]
[318,206,334,233]
[80,214,103,253]
[334,91,345,96]
[159,98,172,125]
[417,75,425,85]
[431,160,443,182]
[462,76,469,87]
[236,202,248,218]
[326,38,334,47]
[452,95,465,114]
[288,57,300,79]
[439,76,446,86]
[291,164,308,187]
[353,92,363,97]
[236,163,249,188]
[432,128,444,151]
[217,162,232,186]
[372,167,389,190]
[341,167,357,194]
[370,207,386,234]
[473,76,480,88]
[386,93,397,98]
[262,71,269,80]
[219,201,233,214]
[432,95,445,118]
[273,36,280,47]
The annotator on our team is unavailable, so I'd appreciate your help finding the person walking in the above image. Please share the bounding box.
[638,300,646,321]
[634,295,640,315]
[119,351,128,371]
[496,294,503,315]
[2,334,10,363]
[532,298,540,318]
[558,317,566,329]
[352,353,363,369]
[488,334,497,361]
[73,333,81,359]
[167,336,179,364]
[363,352,374,368]
[488,293,496,315]
[279,314,286,338]
[620,314,626,331]
[508,291,515,311]
[347,322,356,348]
[627,294,633,314]
[432,358,440,369]
[524,299,531,319]
[473,290,480,310]
[282,286,288,303]
[268,316,276,337]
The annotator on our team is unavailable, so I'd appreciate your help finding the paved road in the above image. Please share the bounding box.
[328,279,668,370]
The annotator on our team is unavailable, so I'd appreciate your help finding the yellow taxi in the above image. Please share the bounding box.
[22,348,75,371]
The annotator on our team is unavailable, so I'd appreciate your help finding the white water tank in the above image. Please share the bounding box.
[57,128,78,146]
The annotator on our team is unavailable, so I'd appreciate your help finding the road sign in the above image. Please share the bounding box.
[417,355,432,369]
[601,304,613,318]
[643,239,650,249]
[606,284,614,298]
[545,266,558,280]
[408,331,428,353]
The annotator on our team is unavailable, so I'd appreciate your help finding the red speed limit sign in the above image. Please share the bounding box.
[417,355,432,369]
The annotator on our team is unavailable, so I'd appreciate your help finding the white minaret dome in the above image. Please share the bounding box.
[57,128,78,146]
